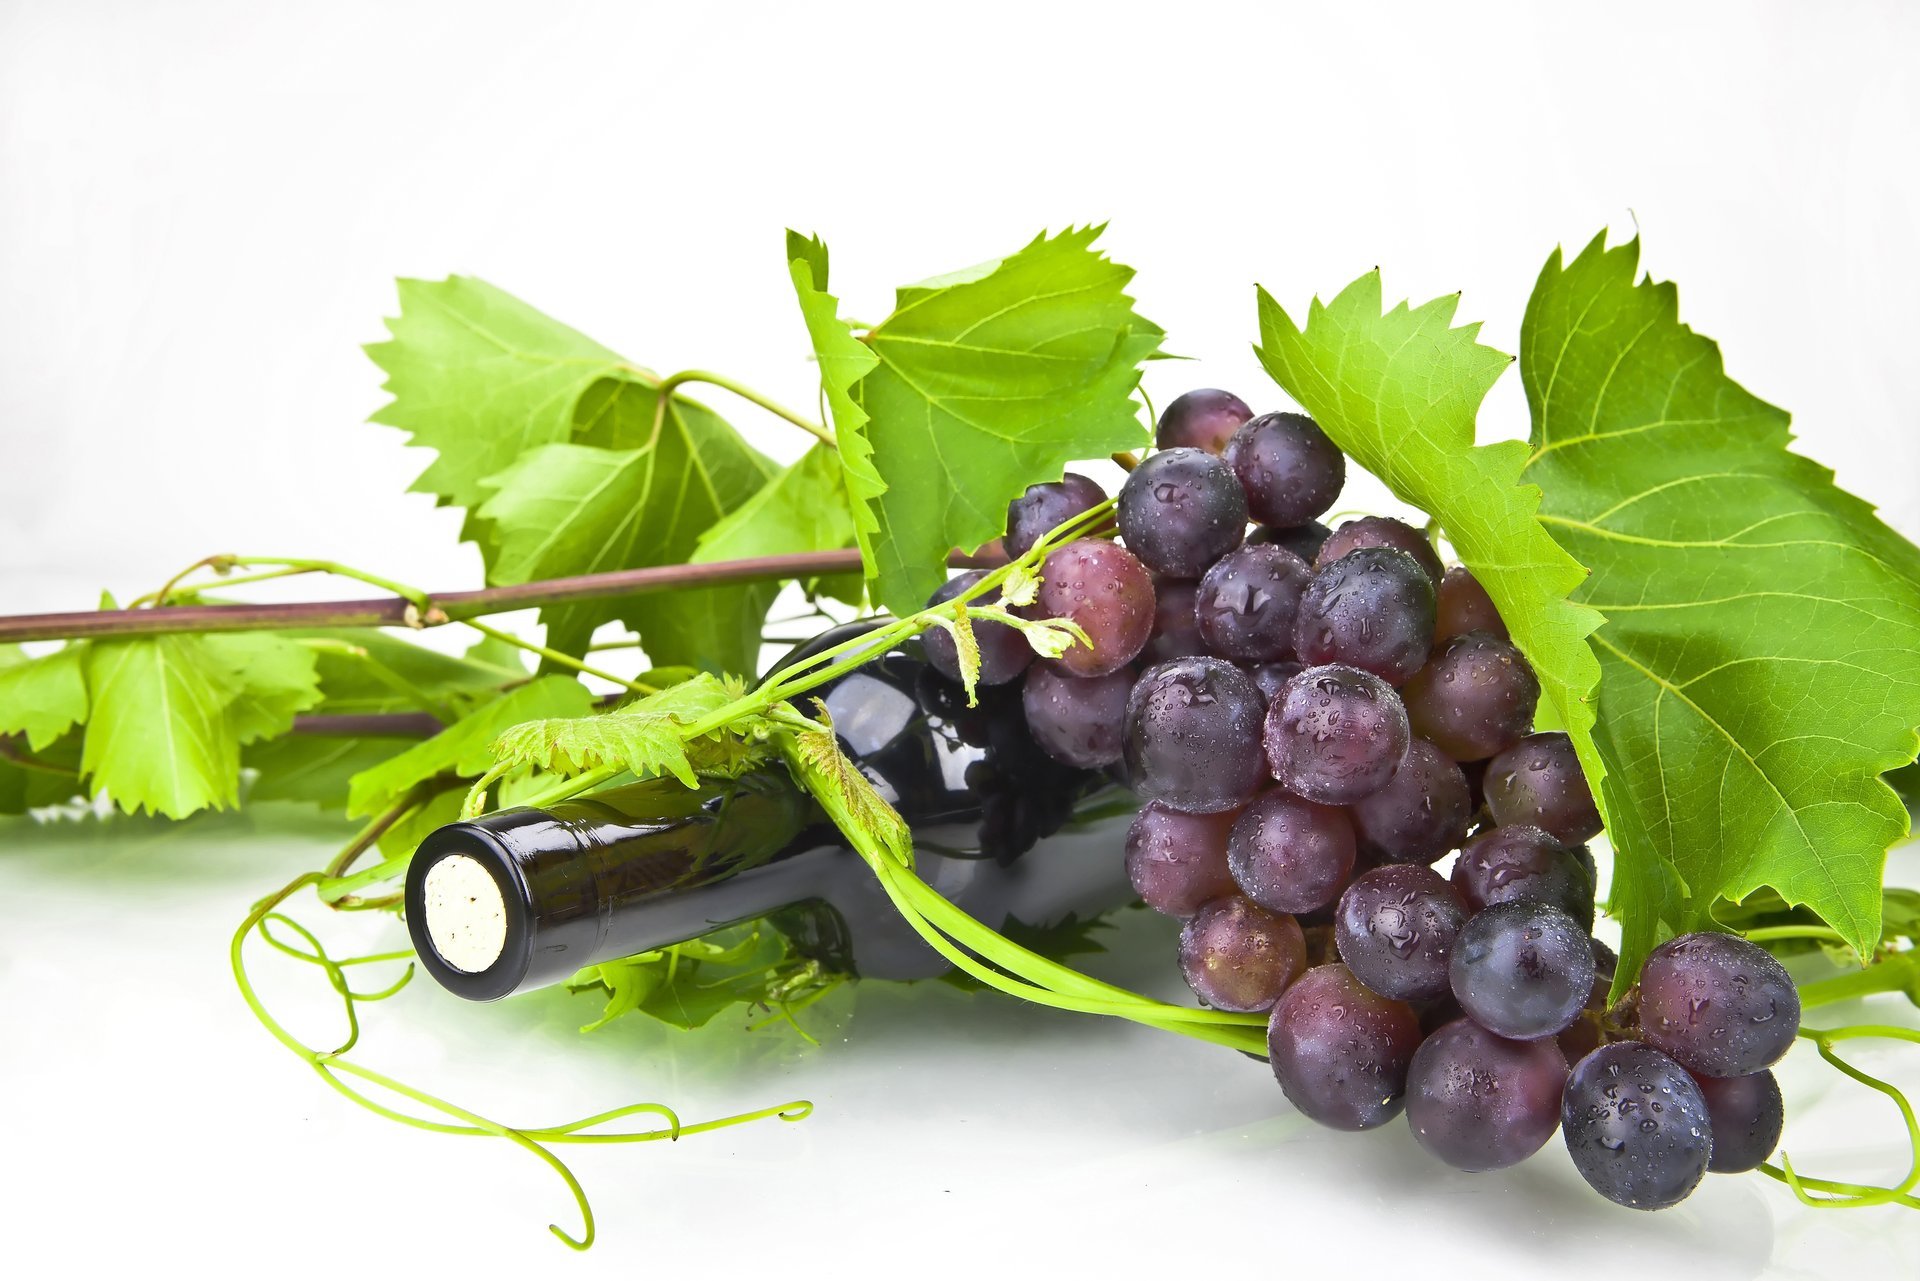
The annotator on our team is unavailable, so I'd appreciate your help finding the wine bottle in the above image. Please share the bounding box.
[405,623,1139,1001]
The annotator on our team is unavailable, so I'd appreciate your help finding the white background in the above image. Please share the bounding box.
[2,1,1918,1276]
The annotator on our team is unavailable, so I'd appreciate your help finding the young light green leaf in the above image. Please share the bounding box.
[799,228,1162,614]
[488,673,770,788]
[0,644,89,750]
[345,675,597,818]
[476,376,777,670]
[81,634,245,817]
[1253,272,1609,844]
[1520,233,1920,975]
[778,720,911,866]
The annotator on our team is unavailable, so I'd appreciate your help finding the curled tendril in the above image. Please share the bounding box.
[1760,1024,1920,1210]
[233,871,812,1250]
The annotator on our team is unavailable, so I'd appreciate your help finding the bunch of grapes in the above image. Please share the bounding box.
[935,387,1801,1210]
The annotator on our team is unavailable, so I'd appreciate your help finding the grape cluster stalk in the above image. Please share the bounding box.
[926,387,1803,1211]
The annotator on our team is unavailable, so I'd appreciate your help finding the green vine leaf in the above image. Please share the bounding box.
[777,714,911,865]
[1252,270,1609,861]
[786,232,883,597]
[692,440,863,606]
[799,227,1163,614]
[0,643,89,750]
[345,675,596,818]
[489,674,770,789]
[1519,233,1920,976]
[366,278,778,671]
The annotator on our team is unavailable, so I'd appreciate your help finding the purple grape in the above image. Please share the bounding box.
[1193,543,1312,662]
[1247,521,1332,565]
[1123,657,1268,814]
[1142,578,1207,664]
[1696,1069,1784,1173]
[1263,663,1411,804]
[1178,896,1307,1012]
[1562,1042,1712,1210]
[1348,738,1472,865]
[1485,732,1602,843]
[1267,963,1423,1131]
[1557,940,1620,1063]
[1435,565,1507,641]
[1406,1018,1569,1171]
[1222,411,1345,527]
[1292,547,1436,685]
[1116,448,1249,578]
[1334,864,1467,1001]
[1316,516,1444,585]
[1003,472,1108,559]
[1450,901,1596,1040]
[1401,630,1541,761]
[921,570,1034,686]
[1156,387,1252,454]
[1125,802,1239,917]
[1451,824,1596,928]
[1246,661,1305,707]
[1227,789,1358,914]
[1020,664,1131,768]
[1637,932,1800,1077]
[1033,539,1155,678]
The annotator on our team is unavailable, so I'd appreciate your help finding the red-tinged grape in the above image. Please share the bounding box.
[1033,539,1155,678]
[1123,657,1268,813]
[1178,896,1307,1012]
[1292,547,1436,684]
[1333,863,1466,1001]
[1194,543,1311,662]
[1020,664,1131,768]
[1406,1018,1569,1171]
[1696,1069,1784,1173]
[1267,963,1423,1131]
[1451,824,1596,928]
[1434,565,1507,641]
[1485,731,1602,842]
[1348,738,1471,865]
[1125,801,1238,917]
[1156,387,1252,454]
[1222,411,1345,527]
[1451,901,1596,1040]
[1248,520,1332,564]
[1557,939,1620,1063]
[1246,660,1305,707]
[1116,448,1248,578]
[1142,578,1207,664]
[1562,1042,1712,1210]
[921,570,1034,686]
[1003,472,1108,559]
[1402,630,1540,761]
[1637,932,1800,1077]
[1263,663,1411,804]
[1317,515,1444,585]
[1227,789,1357,914]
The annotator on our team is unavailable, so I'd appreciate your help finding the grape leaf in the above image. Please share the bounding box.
[475,377,777,670]
[202,633,323,746]
[567,924,833,1033]
[693,440,863,606]
[1519,233,1920,974]
[805,227,1162,614]
[786,233,884,598]
[80,634,245,817]
[488,674,770,789]
[0,644,89,750]
[777,716,910,865]
[1893,759,1919,815]
[247,735,411,809]
[0,731,82,816]
[1252,271,1610,852]
[364,275,627,533]
[345,675,596,818]
[367,278,780,669]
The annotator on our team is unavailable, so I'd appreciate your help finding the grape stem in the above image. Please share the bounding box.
[651,369,835,448]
